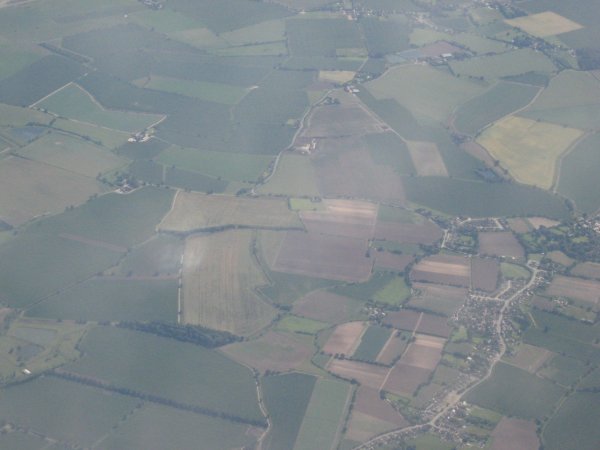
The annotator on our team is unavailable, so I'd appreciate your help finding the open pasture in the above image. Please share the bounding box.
[322,321,367,356]
[273,231,372,282]
[0,156,103,227]
[477,115,584,189]
[182,230,275,335]
[51,117,130,149]
[374,251,413,273]
[410,254,471,288]
[66,326,264,422]
[139,76,249,105]
[222,331,313,373]
[545,275,600,308]
[383,363,431,397]
[500,262,532,280]
[327,358,388,389]
[471,257,500,292]
[572,262,600,279]
[259,153,320,197]
[300,199,377,240]
[18,130,128,177]
[408,283,466,317]
[113,235,183,277]
[449,49,556,79]
[275,315,328,335]
[365,64,485,123]
[286,18,363,58]
[38,83,163,132]
[406,141,448,177]
[490,417,539,450]
[293,291,365,324]
[504,343,553,373]
[159,191,300,232]
[374,219,442,244]
[506,11,583,37]
[479,231,525,259]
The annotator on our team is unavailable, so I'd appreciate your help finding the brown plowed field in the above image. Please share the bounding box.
[383,363,431,396]
[546,275,600,308]
[376,332,409,365]
[410,254,471,287]
[300,199,377,240]
[327,359,389,389]
[572,262,600,280]
[374,251,414,272]
[479,231,524,258]
[417,313,452,338]
[382,310,421,331]
[408,282,466,317]
[490,417,540,450]
[322,321,367,356]
[293,291,362,324]
[399,335,445,370]
[273,231,372,282]
[354,386,408,426]
[374,220,443,244]
[471,257,499,292]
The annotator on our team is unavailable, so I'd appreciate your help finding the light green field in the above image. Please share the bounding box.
[0,102,53,127]
[477,115,584,189]
[157,146,271,182]
[366,64,486,123]
[52,117,130,149]
[258,153,320,197]
[293,378,350,450]
[211,41,288,57]
[38,83,163,132]
[373,276,411,306]
[169,27,225,48]
[128,9,203,33]
[409,29,452,46]
[18,131,128,177]
[449,49,556,79]
[275,315,330,334]
[500,262,531,280]
[140,75,249,105]
[543,392,600,450]
[221,18,286,45]
[0,44,41,81]
[289,197,326,211]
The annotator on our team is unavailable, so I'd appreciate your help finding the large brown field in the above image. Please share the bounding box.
[327,358,389,390]
[354,386,408,426]
[546,275,600,308]
[221,331,312,373]
[572,262,600,280]
[182,230,276,335]
[410,254,471,287]
[471,257,500,292]
[490,417,540,450]
[416,314,452,339]
[300,199,377,239]
[0,156,103,227]
[159,191,301,232]
[399,334,445,370]
[374,251,414,272]
[273,231,373,282]
[322,321,367,356]
[406,141,448,177]
[293,291,363,324]
[479,231,524,259]
[374,220,443,245]
[376,332,409,365]
[383,363,431,396]
[382,310,422,331]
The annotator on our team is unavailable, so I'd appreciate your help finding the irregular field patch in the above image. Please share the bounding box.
[323,321,367,356]
[410,254,471,288]
[506,11,583,37]
[545,275,600,308]
[490,417,539,450]
[406,141,448,176]
[479,231,525,259]
[300,199,378,240]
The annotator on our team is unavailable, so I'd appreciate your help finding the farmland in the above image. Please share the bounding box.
[489,417,539,450]
[449,49,556,80]
[506,11,583,37]
[293,291,365,324]
[182,230,276,335]
[478,231,525,259]
[410,254,471,288]
[300,199,378,240]
[543,392,600,450]
[407,283,467,317]
[545,275,600,308]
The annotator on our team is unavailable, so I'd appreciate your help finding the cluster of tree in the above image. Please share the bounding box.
[117,321,241,348]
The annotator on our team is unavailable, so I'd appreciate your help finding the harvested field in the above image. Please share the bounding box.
[313,138,406,205]
[0,156,102,227]
[490,417,539,450]
[327,358,388,389]
[376,331,410,365]
[546,275,600,308]
[572,262,600,280]
[322,321,367,356]
[374,251,414,272]
[410,254,471,288]
[527,217,560,229]
[300,199,377,239]
[374,220,442,244]
[400,334,445,370]
[547,251,574,267]
[221,331,312,373]
[159,191,300,232]
[182,230,276,335]
[293,291,364,324]
[382,310,421,331]
[506,11,583,37]
[417,314,452,339]
[408,283,466,317]
[406,141,448,177]
[354,386,408,425]
[479,232,524,258]
[383,363,431,396]
[318,70,356,84]
[507,218,531,234]
[273,231,372,282]
[504,343,554,374]
[346,411,397,443]
[471,257,500,292]
[420,41,463,58]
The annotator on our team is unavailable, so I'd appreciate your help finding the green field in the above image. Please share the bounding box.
[18,130,128,177]
[287,18,364,57]
[26,278,178,323]
[543,392,600,450]
[165,166,228,193]
[377,205,424,224]
[500,262,531,280]
[51,117,130,149]
[140,76,249,105]
[66,326,264,422]
[465,362,565,419]
[332,272,397,303]
[449,49,556,80]
[262,372,318,450]
[103,404,257,450]
[454,81,540,136]
[258,154,320,197]
[220,18,286,45]
[156,146,272,182]
[352,325,392,362]
[364,132,416,175]
[39,83,163,132]
[275,315,330,334]
[0,376,137,448]
[373,276,411,306]
[114,235,183,277]
[537,354,588,387]
[293,378,350,450]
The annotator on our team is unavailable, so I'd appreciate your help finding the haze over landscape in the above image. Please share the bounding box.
[0,0,599,449]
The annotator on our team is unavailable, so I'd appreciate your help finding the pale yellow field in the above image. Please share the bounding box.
[407,141,448,177]
[318,70,356,84]
[477,116,584,189]
[506,11,583,37]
